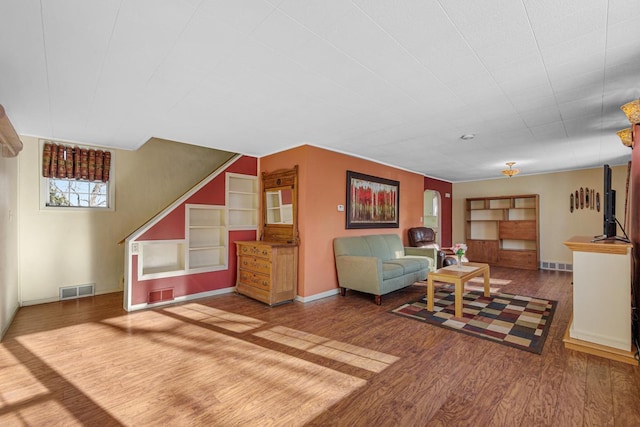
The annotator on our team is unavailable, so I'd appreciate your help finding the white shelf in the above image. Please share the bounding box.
[137,240,186,280]
[186,204,227,272]
[227,173,258,230]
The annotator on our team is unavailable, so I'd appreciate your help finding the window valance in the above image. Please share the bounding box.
[42,141,111,182]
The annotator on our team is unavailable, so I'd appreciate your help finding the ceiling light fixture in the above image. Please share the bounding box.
[616,128,633,147]
[460,134,475,140]
[621,99,640,124]
[501,162,519,178]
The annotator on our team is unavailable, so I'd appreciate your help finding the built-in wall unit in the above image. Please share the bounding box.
[123,155,258,311]
[465,194,539,270]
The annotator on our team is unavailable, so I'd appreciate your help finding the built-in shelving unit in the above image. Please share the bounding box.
[122,154,259,311]
[137,240,186,279]
[465,194,539,269]
[186,204,227,272]
[226,173,258,230]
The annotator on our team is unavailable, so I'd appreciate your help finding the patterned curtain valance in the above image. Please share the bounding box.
[42,141,111,182]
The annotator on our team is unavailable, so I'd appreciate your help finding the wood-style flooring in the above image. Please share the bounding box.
[1,267,639,426]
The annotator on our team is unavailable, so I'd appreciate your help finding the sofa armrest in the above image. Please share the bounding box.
[335,256,383,294]
[404,247,438,271]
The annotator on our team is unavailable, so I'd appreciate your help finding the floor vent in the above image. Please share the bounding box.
[60,283,95,300]
[148,288,174,304]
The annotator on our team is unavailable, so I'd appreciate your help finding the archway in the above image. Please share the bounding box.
[423,190,442,246]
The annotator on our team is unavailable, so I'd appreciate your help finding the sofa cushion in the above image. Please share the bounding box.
[382,262,405,280]
[333,235,374,257]
[386,256,430,274]
[364,234,405,260]
[333,234,405,261]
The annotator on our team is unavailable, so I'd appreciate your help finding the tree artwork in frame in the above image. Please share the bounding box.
[346,170,399,229]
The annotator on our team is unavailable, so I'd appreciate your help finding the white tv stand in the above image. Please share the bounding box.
[563,236,637,365]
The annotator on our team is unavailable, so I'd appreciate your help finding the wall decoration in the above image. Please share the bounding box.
[596,192,600,212]
[570,193,574,212]
[346,170,399,229]
[575,190,579,208]
[580,187,584,209]
[585,187,590,208]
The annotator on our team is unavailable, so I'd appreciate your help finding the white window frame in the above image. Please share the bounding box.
[39,140,116,211]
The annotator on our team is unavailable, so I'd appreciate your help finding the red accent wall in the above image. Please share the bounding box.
[424,177,453,248]
[130,156,258,305]
[630,123,640,346]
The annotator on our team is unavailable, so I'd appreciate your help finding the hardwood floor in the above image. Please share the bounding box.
[1,267,639,426]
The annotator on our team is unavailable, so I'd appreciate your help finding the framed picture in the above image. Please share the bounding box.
[346,170,399,229]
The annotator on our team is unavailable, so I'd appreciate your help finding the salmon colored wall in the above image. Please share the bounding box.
[423,177,453,248]
[261,145,425,299]
[630,123,639,346]
[130,156,257,304]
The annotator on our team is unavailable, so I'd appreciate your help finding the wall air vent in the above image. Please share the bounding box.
[60,283,95,300]
[148,288,175,304]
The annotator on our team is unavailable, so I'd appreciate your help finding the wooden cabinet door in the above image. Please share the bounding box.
[466,240,498,263]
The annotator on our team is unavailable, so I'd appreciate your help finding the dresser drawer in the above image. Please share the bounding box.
[238,270,271,291]
[238,243,271,259]
[239,256,271,275]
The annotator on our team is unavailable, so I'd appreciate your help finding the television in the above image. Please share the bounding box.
[593,164,629,242]
[603,164,617,238]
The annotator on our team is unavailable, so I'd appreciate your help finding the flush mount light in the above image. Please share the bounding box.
[460,134,475,140]
[501,162,519,178]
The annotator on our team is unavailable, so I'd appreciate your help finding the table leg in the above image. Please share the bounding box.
[455,279,463,318]
[483,268,490,297]
[427,276,434,312]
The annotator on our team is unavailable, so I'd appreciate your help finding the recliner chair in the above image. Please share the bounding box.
[408,227,468,268]
[407,227,447,268]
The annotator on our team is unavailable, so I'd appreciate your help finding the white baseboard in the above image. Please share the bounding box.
[295,288,340,303]
[1,303,20,340]
[21,287,123,307]
[21,296,60,306]
[22,286,340,312]
[128,287,236,311]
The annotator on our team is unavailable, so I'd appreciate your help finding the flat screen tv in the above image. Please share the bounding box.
[593,164,629,242]
[603,164,617,238]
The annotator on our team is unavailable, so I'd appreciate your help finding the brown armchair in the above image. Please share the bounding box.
[407,227,447,268]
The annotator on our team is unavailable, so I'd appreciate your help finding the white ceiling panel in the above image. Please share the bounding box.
[0,0,51,135]
[0,0,636,181]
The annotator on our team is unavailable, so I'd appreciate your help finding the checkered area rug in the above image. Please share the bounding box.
[391,288,557,354]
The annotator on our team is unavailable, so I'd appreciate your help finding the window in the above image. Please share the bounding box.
[40,140,114,210]
[47,178,109,208]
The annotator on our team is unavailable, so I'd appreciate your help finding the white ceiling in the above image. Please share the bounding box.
[1,0,638,182]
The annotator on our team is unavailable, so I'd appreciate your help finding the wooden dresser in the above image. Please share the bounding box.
[235,240,298,306]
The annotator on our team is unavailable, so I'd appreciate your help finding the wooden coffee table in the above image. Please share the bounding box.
[426,262,490,318]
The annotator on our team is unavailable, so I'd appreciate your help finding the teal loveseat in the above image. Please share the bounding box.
[333,234,436,305]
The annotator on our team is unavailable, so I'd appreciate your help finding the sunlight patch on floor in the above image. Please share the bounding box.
[0,347,49,408]
[254,325,400,373]
[5,310,366,425]
[163,303,266,332]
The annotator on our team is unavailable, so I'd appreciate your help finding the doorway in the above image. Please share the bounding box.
[423,190,441,246]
